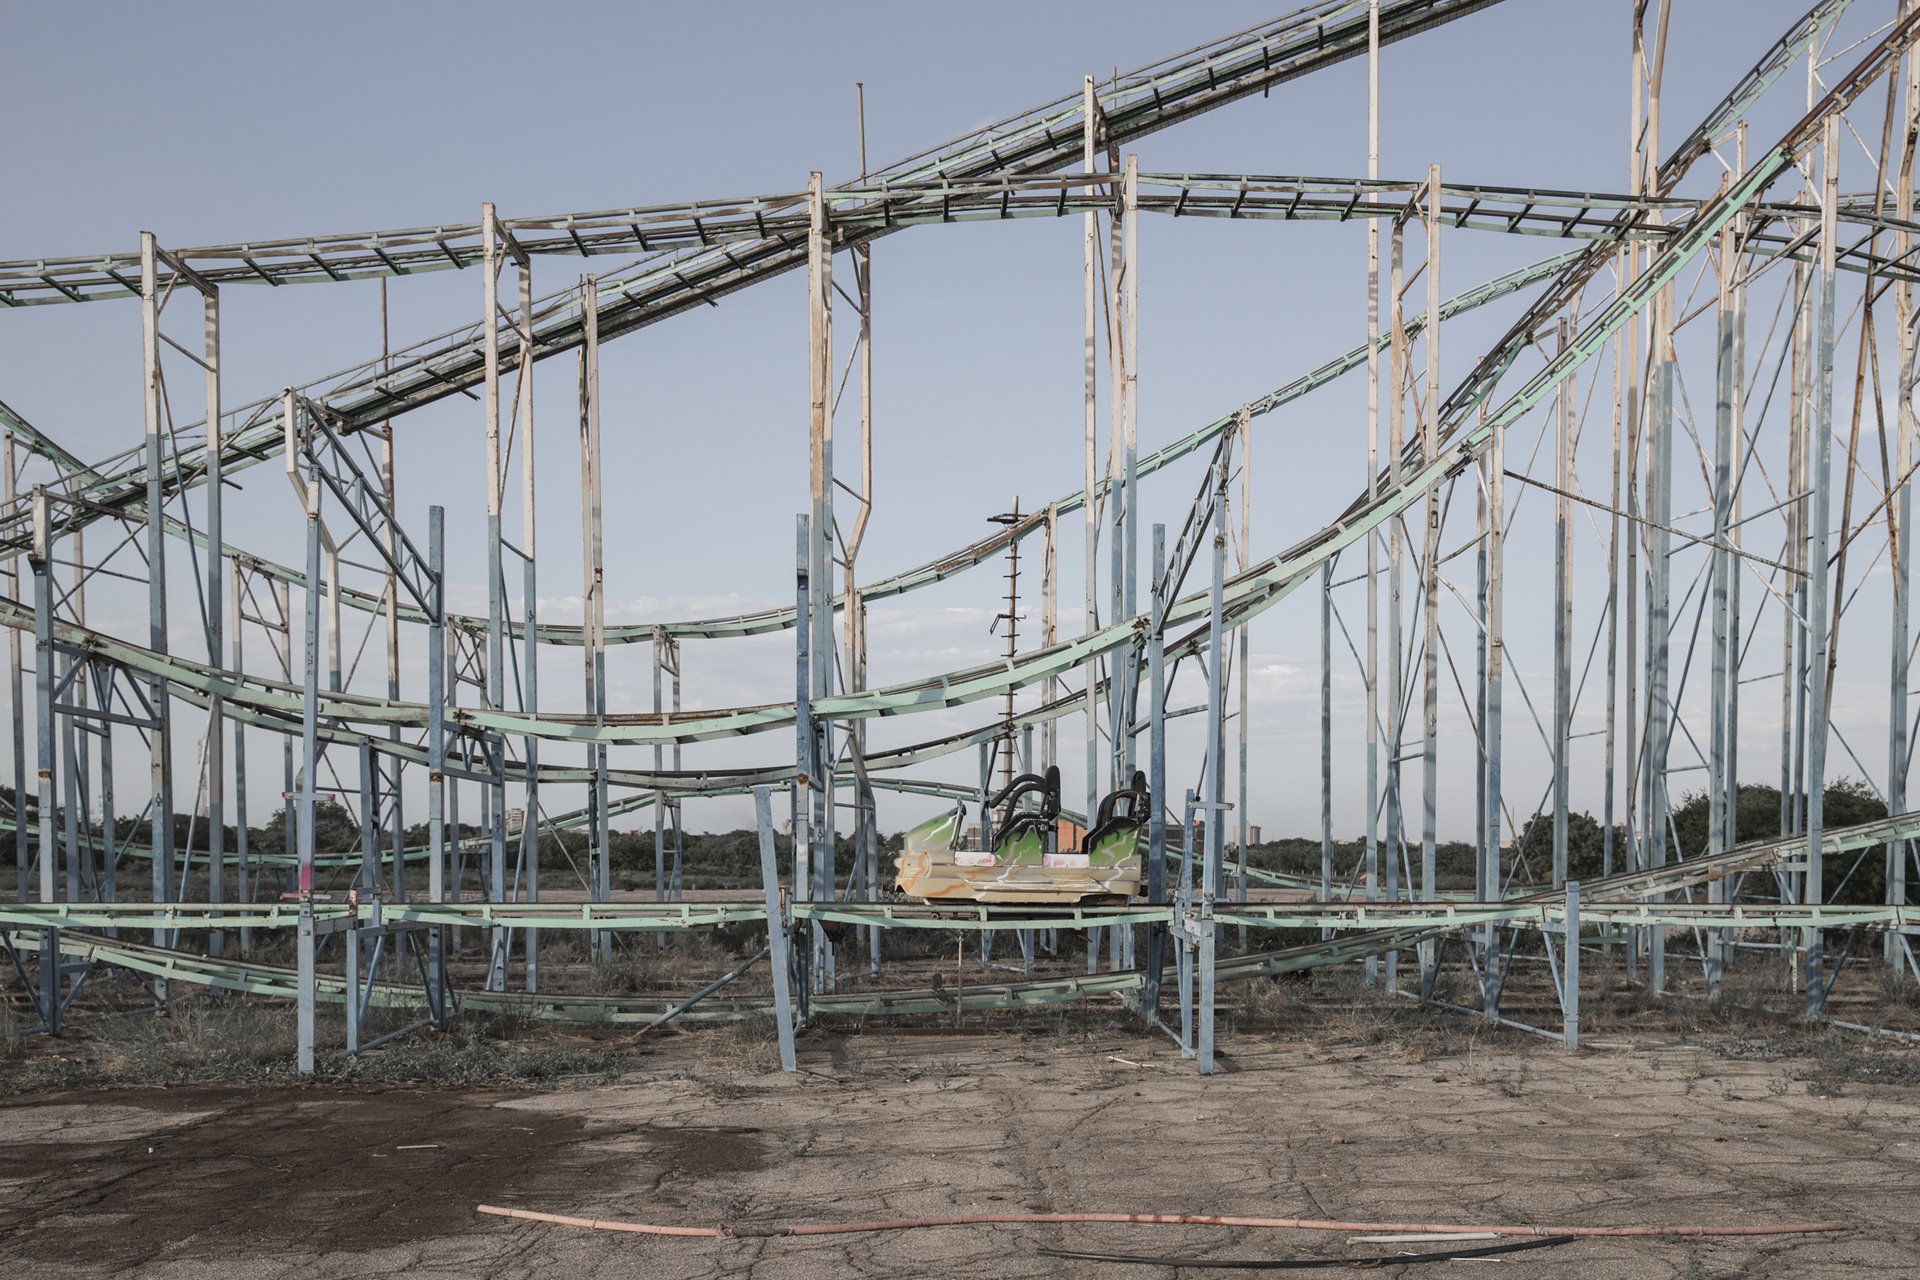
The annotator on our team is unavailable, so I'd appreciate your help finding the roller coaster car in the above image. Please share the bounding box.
[892,766,1147,905]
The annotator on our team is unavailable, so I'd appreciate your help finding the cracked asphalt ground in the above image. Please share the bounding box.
[2,1024,1917,1279]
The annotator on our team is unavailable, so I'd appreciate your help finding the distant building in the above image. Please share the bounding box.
[1247,823,1262,845]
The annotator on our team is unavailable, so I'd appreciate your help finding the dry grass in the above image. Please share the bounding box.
[0,991,652,1092]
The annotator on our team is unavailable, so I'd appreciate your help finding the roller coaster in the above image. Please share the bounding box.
[3,0,1919,1074]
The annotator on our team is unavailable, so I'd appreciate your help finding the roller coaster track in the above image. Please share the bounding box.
[11,176,1918,309]
[0,2,1856,681]
[0,56,1868,751]
[10,0,1916,1059]
[3,0,1514,309]
[1,0,1512,567]
[8,811,1914,1022]
[0,248,1573,652]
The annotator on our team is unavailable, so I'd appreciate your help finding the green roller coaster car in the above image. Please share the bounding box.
[892,766,1147,905]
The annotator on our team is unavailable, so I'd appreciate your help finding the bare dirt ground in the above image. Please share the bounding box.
[2,968,1919,1280]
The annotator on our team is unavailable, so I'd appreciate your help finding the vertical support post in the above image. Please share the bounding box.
[1805,115,1840,1015]
[669,643,684,904]
[1143,523,1168,1013]
[29,489,58,1030]
[1892,42,1918,960]
[1385,217,1406,992]
[1563,880,1581,1051]
[1199,459,1227,1075]
[1363,0,1382,984]
[1083,74,1101,829]
[231,560,249,942]
[793,514,815,1007]
[1178,788,1196,1056]
[1709,192,1738,994]
[516,259,540,992]
[578,276,611,962]
[1482,401,1505,1009]
[203,288,225,958]
[1727,124,1747,861]
[1319,553,1333,920]
[1604,232,1626,894]
[1418,164,1441,1000]
[379,279,404,905]
[426,505,448,1022]
[1237,410,1251,931]
[296,454,322,1074]
[1622,8,1650,979]
[481,202,509,992]
[847,84,877,975]
[1552,318,1574,890]
[1043,503,1059,775]
[344,918,361,1057]
[1120,155,1140,786]
[6,437,25,903]
[1475,427,1490,900]
[139,232,175,935]
[806,171,835,993]
[1647,357,1674,994]
[652,629,667,930]
[755,786,799,1073]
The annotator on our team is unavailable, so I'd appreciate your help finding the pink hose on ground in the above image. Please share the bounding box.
[475,1204,1843,1239]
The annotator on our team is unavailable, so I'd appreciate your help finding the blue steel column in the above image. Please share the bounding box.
[806,173,836,993]
[755,786,798,1073]
[1363,0,1382,984]
[1475,432,1490,901]
[793,515,814,1010]
[578,278,611,962]
[1384,220,1406,992]
[1563,880,1581,1050]
[1551,319,1573,890]
[426,506,448,1022]
[1482,404,1506,1013]
[296,455,322,1074]
[1893,60,1917,962]
[1320,557,1333,927]
[1418,165,1441,999]
[203,288,225,959]
[482,203,509,993]
[231,561,249,947]
[1805,116,1839,1015]
[1107,161,1128,794]
[29,489,58,1030]
[1178,787,1196,1056]
[139,233,175,945]
[652,630,667,949]
[1238,412,1252,936]
[517,262,540,993]
[1708,210,1738,994]
[1081,75,1102,876]
[1646,357,1674,994]
[1142,523,1168,1013]
[1198,459,1226,1075]
[7,438,25,902]
[1120,156,1140,785]
[522,561,540,991]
